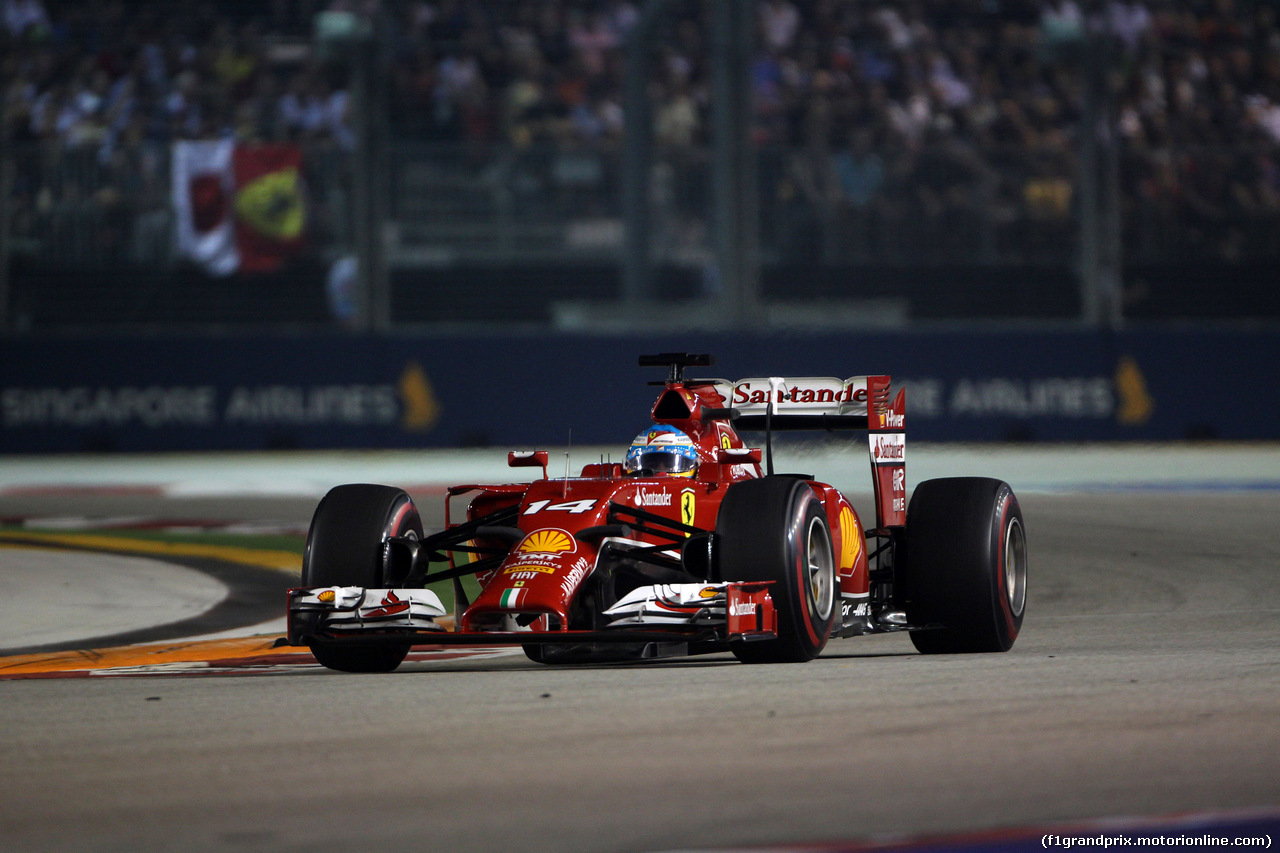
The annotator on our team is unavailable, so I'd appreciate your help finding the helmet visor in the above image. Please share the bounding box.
[632,449,697,475]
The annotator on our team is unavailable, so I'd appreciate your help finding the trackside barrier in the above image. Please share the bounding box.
[1,329,1277,452]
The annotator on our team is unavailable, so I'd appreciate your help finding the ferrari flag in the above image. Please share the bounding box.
[172,140,306,276]
[233,143,306,273]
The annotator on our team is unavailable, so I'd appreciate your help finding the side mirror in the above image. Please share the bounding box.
[508,450,549,479]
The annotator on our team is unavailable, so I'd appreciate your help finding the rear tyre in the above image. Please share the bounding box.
[716,477,837,663]
[302,484,423,672]
[900,477,1027,654]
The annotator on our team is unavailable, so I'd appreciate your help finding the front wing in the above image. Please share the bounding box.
[287,581,778,648]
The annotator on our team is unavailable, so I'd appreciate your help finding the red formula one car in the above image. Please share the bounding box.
[286,353,1027,672]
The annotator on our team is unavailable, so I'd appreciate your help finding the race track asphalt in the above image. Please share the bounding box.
[0,445,1277,853]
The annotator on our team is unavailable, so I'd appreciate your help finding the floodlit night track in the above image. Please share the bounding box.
[0,446,1278,853]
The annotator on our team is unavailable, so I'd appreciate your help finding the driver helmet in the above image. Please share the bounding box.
[624,425,699,477]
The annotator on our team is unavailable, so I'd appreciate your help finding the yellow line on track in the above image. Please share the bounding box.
[0,635,301,675]
[0,532,460,675]
[0,530,305,675]
[0,530,302,573]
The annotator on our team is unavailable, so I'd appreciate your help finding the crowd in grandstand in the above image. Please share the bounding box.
[3,0,1280,266]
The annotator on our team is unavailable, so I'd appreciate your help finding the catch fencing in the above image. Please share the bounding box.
[4,137,1279,330]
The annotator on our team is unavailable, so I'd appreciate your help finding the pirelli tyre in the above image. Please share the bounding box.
[302,484,424,673]
[900,477,1027,654]
[716,477,837,663]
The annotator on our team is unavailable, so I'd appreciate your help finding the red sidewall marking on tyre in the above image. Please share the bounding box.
[995,492,1018,639]
[792,500,823,647]
[390,500,414,535]
[793,541,820,646]
[788,499,829,645]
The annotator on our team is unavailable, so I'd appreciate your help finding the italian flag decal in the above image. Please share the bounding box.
[500,588,524,608]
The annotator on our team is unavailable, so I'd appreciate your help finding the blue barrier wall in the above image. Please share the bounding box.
[2,329,1277,452]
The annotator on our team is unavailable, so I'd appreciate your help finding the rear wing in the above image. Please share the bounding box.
[708,376,880,430]
[706,375,906,528]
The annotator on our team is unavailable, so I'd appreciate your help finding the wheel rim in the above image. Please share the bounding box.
[1004,516,1027,618]
[806,516,835,621]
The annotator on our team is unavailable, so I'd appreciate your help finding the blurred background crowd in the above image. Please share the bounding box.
[2,0,1279,327]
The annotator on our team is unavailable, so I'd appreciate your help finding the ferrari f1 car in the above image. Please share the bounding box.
[286,353,1027,672]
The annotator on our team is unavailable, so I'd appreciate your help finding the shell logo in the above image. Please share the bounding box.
[517,529,574,555]
[838,507,862,569]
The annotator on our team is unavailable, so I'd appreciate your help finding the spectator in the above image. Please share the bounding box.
[834,127,885,209]
[3,0,49,40]
[760,0,800,54]
[7,0,1280,272]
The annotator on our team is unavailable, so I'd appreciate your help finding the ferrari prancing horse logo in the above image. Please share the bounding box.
[681,490,696,529]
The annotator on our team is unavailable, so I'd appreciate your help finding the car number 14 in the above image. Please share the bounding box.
[524,499,598,515]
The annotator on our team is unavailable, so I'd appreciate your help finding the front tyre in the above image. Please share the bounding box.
[900,477,1027,654]
[302,484,424,672]
[716,477,837,663]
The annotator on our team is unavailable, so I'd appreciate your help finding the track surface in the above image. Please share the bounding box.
[0,547,227,650]
[1,456,1278,852]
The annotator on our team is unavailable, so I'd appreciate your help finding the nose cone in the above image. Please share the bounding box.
[460,527,597,632]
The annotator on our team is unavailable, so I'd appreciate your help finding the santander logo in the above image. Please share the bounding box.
[873,435,905,462]
[730,379,867,407]
[635,487,673,507]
